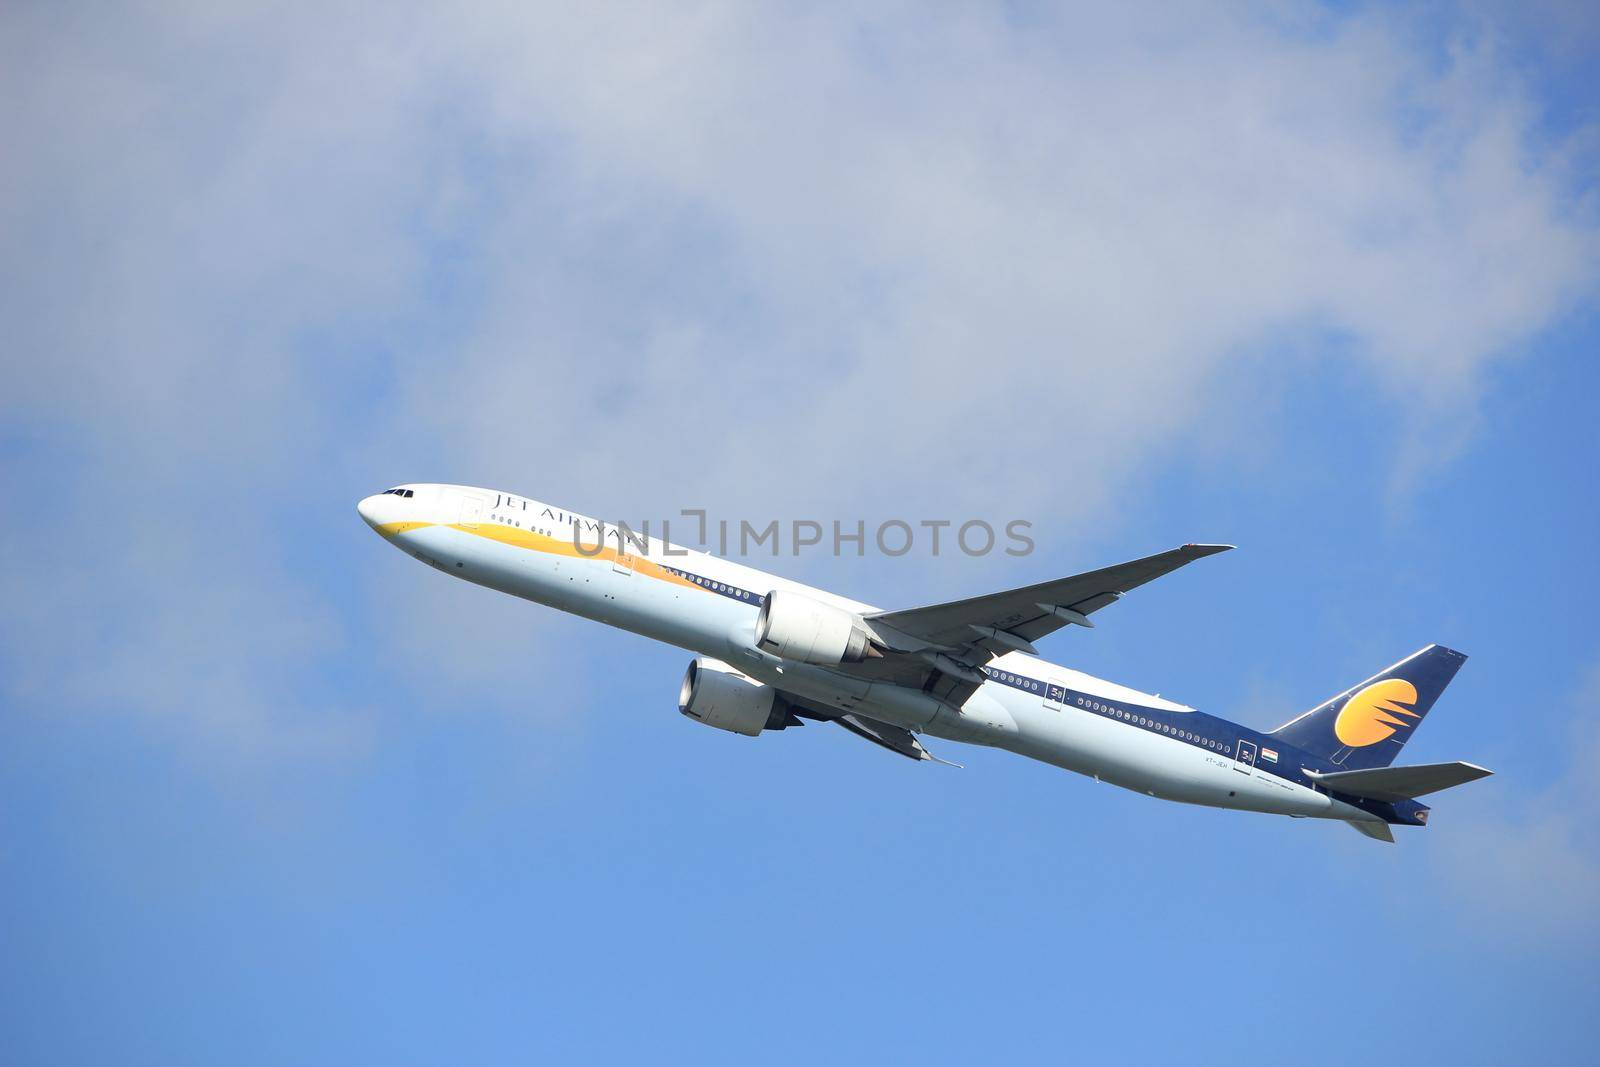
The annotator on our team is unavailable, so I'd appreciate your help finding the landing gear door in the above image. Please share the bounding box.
[1234,739,1258,774]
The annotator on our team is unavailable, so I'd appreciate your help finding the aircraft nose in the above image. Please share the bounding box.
[359,487,427,538]
[357,494,384,529]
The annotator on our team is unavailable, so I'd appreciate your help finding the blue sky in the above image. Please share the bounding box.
[2,3,1598,1064]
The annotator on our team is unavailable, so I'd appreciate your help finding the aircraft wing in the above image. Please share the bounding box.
[770,690,961,766]
[835,544,1233,707]
[836,714,960,766]
[865,544,1233,660]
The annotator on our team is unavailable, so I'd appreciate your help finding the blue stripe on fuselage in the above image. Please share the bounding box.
[656,564,767,606]
[977,665,1425,825]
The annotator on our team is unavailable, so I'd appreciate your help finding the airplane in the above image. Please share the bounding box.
[357,483,1492,842]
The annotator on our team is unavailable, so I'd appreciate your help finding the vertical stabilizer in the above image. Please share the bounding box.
[1270,645,1466,770]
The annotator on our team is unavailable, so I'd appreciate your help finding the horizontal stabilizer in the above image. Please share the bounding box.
[1308,761,1493,803]
[1347,820,1395,843]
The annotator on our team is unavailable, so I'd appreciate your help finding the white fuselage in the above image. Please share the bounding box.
[358,483,1376,825]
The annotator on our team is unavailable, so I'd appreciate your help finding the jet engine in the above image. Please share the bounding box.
[678,657,796,736]
[753,590,880,666]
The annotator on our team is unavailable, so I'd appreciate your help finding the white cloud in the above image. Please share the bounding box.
[0,2,1593,756]
[394,3,1596,518]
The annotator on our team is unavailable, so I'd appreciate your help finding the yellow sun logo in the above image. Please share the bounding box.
[1335,679,1421,747]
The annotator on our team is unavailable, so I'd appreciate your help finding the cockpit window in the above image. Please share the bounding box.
[381,488,415,497]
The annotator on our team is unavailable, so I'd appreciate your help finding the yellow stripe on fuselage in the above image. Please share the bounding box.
[445,522,706,593]
[374,521,436,538]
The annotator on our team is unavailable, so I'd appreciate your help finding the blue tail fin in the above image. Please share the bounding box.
[1269,645,1467,770]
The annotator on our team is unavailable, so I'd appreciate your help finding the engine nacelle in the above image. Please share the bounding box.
[678,657,791,736]
[753,590,879,666]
